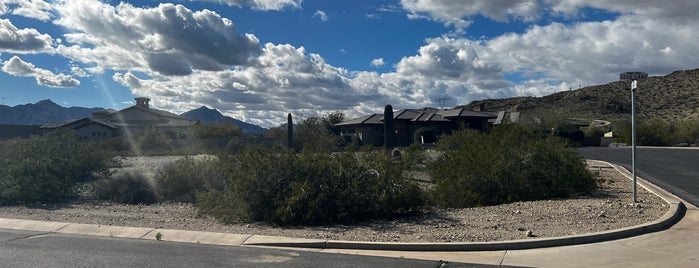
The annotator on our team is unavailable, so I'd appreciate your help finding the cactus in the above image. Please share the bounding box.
[287,113,293,149]
[384,104,395,149]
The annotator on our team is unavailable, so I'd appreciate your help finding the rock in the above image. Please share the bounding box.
[598,210,607,217]
[526,230,535,237]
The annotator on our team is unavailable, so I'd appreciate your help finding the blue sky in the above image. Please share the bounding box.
[1,0,698,127]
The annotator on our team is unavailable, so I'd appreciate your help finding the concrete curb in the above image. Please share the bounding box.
[0,160,686,251]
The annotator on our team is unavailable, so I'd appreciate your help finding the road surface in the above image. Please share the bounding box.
[577,147,699,207]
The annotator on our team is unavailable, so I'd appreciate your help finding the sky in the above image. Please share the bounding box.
[1,0,698,128]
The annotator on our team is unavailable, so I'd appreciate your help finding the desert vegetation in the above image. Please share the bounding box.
[0,118,598,226]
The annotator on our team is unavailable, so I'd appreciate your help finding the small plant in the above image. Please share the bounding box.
[155,232,163,241]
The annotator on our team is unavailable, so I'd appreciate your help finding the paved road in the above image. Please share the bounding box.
[577,147,699,207]
[0,228,505,268]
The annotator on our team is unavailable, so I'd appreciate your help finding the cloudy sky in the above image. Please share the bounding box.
[1,0,698,127]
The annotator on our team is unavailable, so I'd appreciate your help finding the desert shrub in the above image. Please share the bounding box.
[431,125,596,208]
[93,171,156,204]
[0,130,111,205]
[154,156,225,203]
[196,146,426,225]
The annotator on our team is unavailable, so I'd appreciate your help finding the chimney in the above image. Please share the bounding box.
[135,97,150,109]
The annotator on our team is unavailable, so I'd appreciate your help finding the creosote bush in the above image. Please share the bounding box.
[93,171,156,204]
[431,125,596,208]
[196,146,426,225]
[155,156,225,203]
[0,130,111,204]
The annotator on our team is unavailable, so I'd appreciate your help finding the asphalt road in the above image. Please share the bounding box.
[577,147,699,207]
[0,229,508,268]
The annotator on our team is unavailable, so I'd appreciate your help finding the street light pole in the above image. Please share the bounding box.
[631,79,638,203]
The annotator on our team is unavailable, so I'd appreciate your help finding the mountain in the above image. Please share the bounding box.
[180,106,267,134]
[461,69,699,124]
[0,99,104,125]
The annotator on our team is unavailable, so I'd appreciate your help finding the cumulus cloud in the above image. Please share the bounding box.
[546,0,699,23]
[371,58,385,68]
[485,15,699,84]
[401,0,539,32]
[1,0,54,21]
[53,0,261,76]
[313,10,328,22]
[180,0,302,11]
[2,56,80,88]
[0,19,53,53]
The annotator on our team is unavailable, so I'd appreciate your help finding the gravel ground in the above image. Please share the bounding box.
[0,160,669,243]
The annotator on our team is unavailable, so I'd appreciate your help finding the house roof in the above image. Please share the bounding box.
[335,107,495,127]
[41,118,117,129]
[436,108,496,118]
[334,114,383,126]
[411,112,450,122]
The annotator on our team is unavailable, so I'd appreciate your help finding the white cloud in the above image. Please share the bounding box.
[2,56,80,88]
[1,0,54,21]
[53,0,261,76]
[0,18,53,53]
[546,0,699,23]
[180,0,302,11]
[313,10,328,22]
[371,58,385,68]
[0,2,7,15]
[485,15,699,84]
[401,0,539,32]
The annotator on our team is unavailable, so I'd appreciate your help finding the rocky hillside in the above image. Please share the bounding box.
[463,69,699,123]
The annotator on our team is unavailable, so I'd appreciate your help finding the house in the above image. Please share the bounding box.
[41,98,198,140]
[335,107,497,147]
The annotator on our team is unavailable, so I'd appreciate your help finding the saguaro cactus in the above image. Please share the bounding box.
[384,104,395,149]
[287,113,293,149]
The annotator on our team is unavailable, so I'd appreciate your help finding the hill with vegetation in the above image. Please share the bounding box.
[462,69,699,124]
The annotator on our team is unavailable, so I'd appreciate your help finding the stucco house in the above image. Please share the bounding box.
[335,107,497,147]
[41,98,198,140]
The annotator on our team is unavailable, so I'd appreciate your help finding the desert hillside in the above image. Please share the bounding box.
[463,69,699,123]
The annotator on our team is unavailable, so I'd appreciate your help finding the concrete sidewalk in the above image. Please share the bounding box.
[0,161,696,267]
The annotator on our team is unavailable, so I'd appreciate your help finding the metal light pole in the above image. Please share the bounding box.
[631,80,638,203]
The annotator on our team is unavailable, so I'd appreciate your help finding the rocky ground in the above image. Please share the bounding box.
[0,160,669,243]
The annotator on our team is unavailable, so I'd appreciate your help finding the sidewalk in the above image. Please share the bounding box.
[0,161,696,267]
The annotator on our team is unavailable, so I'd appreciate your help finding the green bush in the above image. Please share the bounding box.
[196,146,426,225]
[0,130,111,204]
[155,156,225,203]
[431,125,596,208]
[94,171,156,204]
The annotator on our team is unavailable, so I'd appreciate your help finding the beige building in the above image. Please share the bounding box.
[42,98,198,140]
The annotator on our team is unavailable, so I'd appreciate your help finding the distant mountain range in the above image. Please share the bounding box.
[0,100,104,125]
[0,100,267,134]
[180,106,267,134]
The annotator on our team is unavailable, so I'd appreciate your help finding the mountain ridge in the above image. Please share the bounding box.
[179,106,268,134]
[0,100,267,134]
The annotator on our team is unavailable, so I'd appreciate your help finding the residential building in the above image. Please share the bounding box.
[41,98,198,140]
[335,107,499,147]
